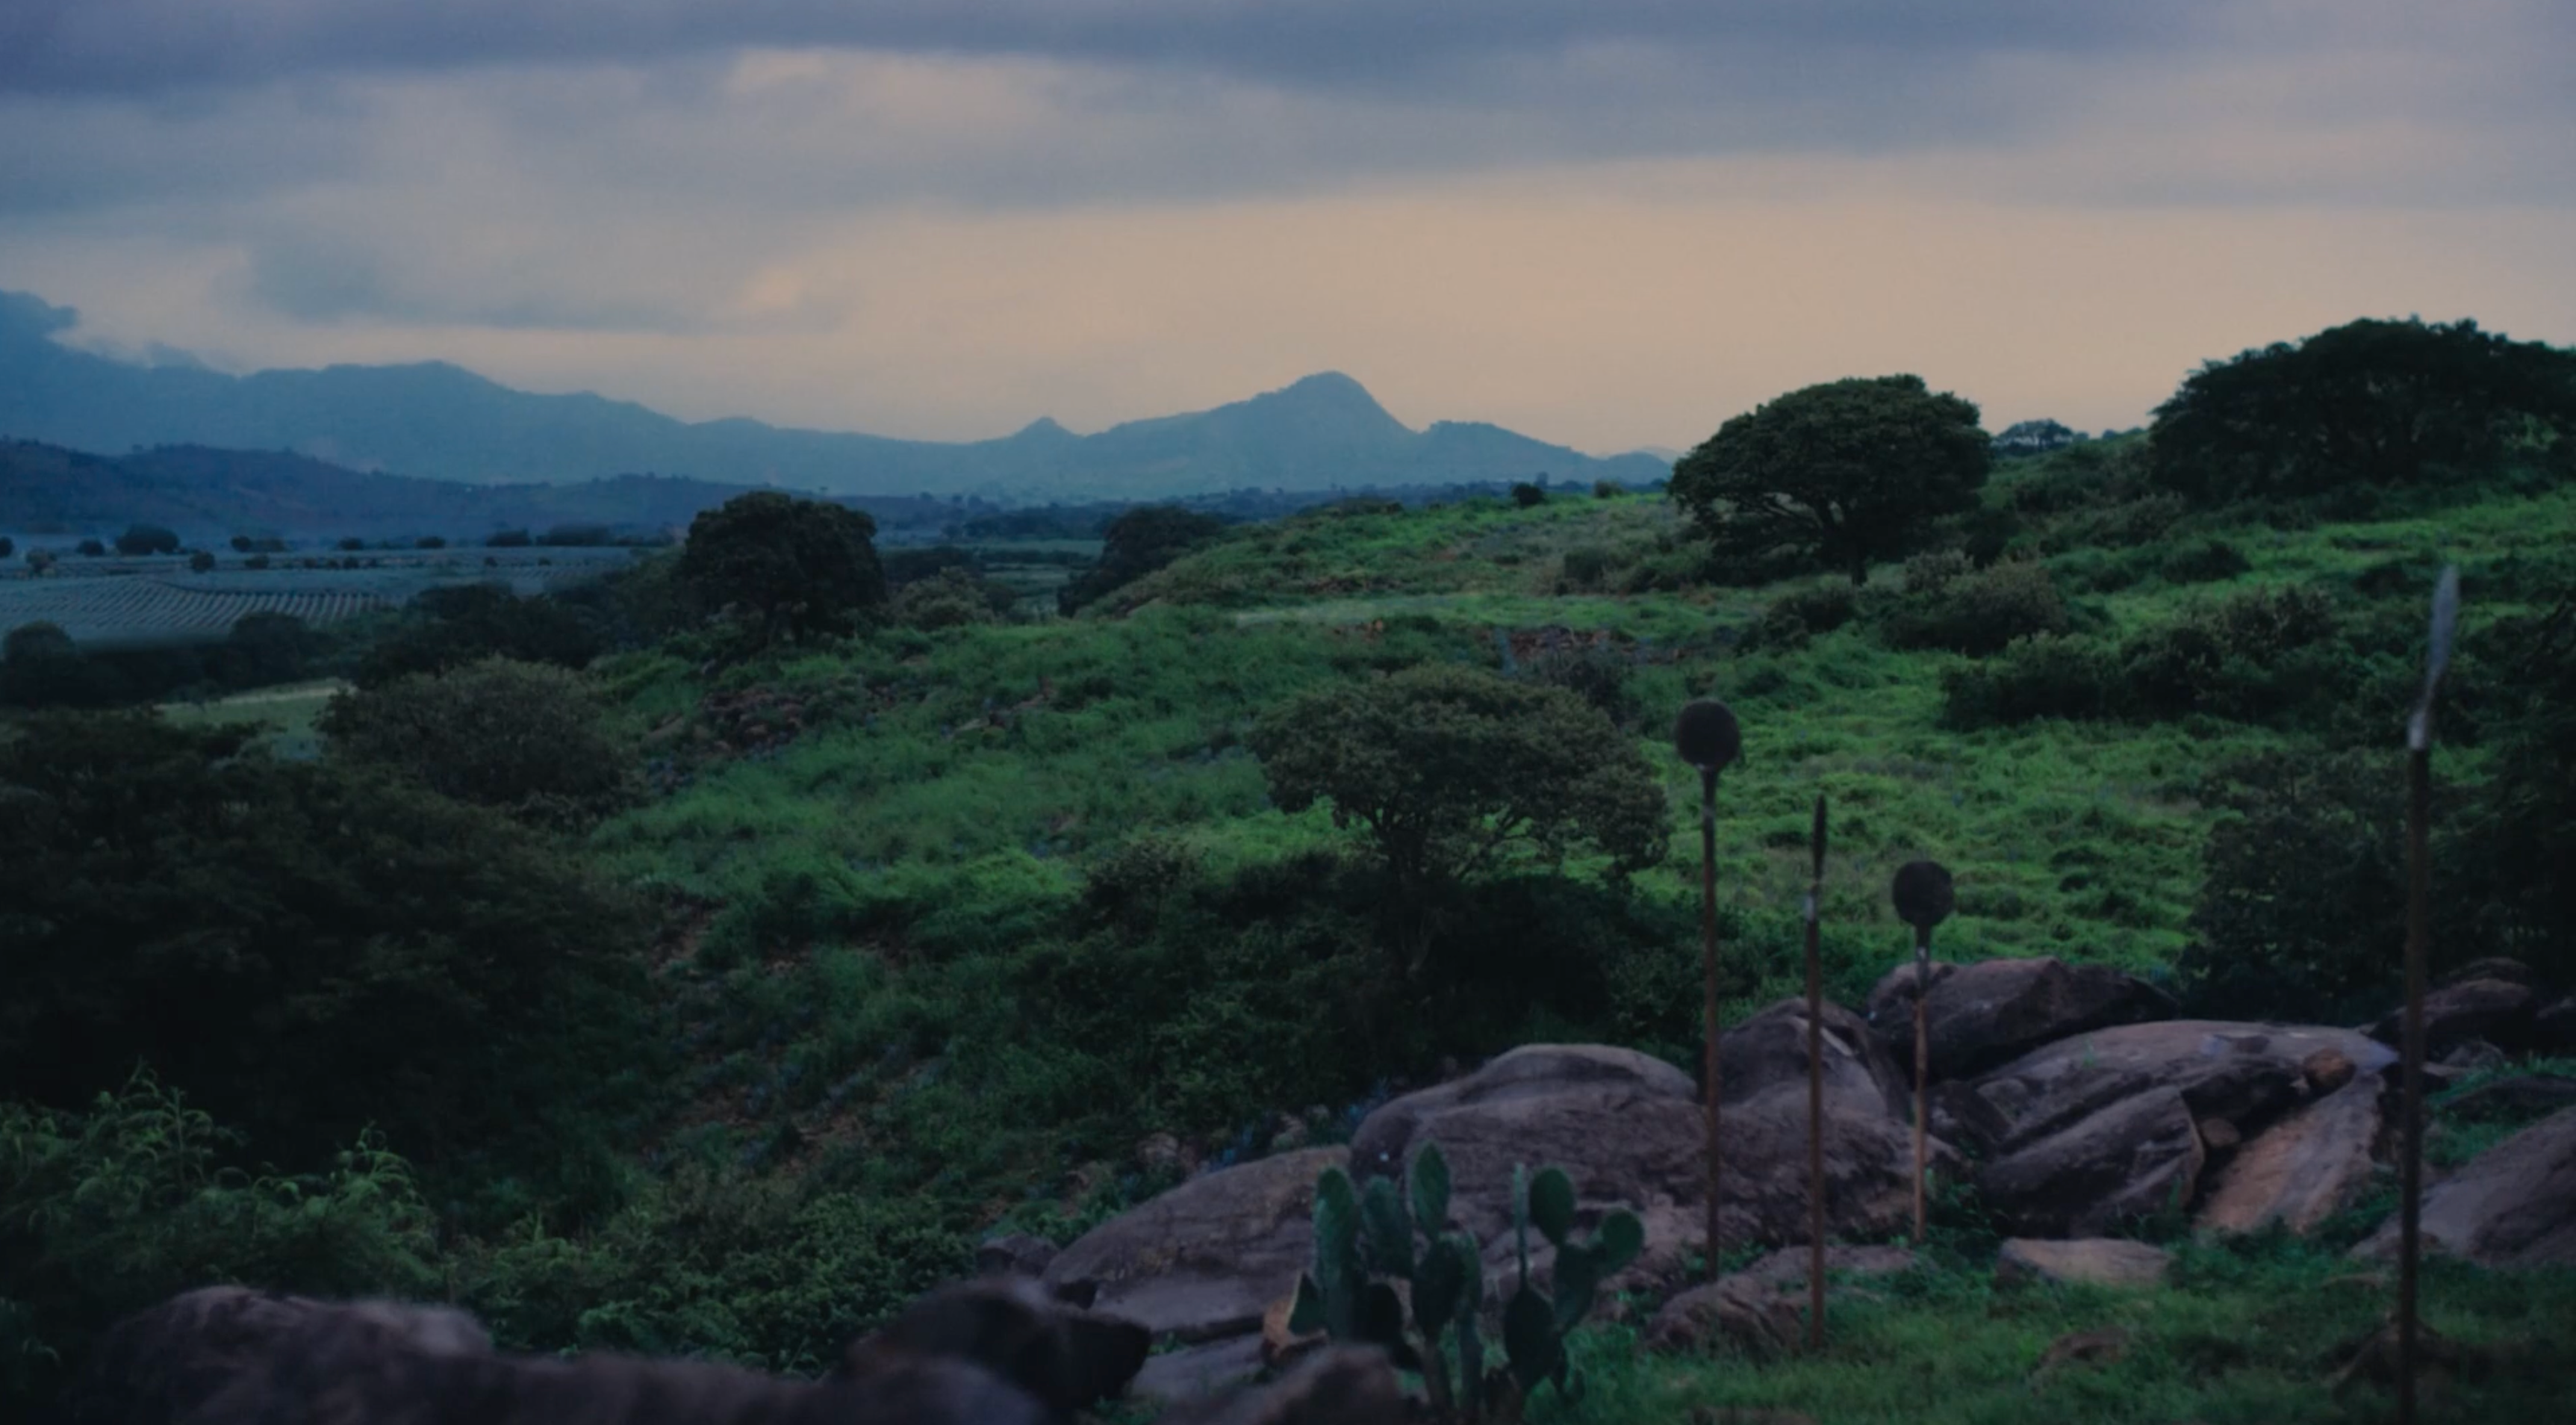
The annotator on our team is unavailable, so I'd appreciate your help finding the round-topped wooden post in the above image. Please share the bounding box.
[1674,699,1740,1283]
[1891,859,1954,1245]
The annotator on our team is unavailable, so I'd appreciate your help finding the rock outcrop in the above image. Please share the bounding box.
[2370,977,2544,1056]
[1940,1021,2392,1237]
[1045,1146,1345,1347]
[2354,1105,2576,1267]
[1866,956,2177,1083]
[2197,1074,2387,1235]
[1994,1238,2172,1288]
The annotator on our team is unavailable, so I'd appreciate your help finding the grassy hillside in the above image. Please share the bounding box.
[7,425,2572,1421]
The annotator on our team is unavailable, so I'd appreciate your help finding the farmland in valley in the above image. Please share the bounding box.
[0,546,641,649]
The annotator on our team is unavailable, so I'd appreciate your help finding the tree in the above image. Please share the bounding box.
[1668,375,1991,585]
[1059,504,1229,614]
[353,583,605,689]
[75,538,105,557]
[1994,419,2080,458]
[218,611,311,689]
[0,536,12,559]
[187,549,216,573]
[2149,317,2576,503]
[319,656,637,828]
[1247,663,1668,977]
[1,621,89,707]
[113,524,179,556]
[676,491,886,645]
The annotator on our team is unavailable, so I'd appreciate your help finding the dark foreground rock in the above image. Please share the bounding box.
[1646,1247,1916,1359]
[1866,956,2177,1083]
[1044,1146,1346,1346]
[79,1277,1155,1425]
[2355,1105,2576,1267]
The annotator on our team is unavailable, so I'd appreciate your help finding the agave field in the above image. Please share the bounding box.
[0,547,638,650]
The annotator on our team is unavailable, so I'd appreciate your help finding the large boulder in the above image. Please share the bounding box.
[1994,1238,2172,1288]
[2536,996,2576,1051]
[2197,1074,2387,1236]
[1866,956,2177,1083]
[1718,997,1908,1116]
[1045,1146,1347,1347]
[1941,1021,2392,1238]
[2371,977,2545,1055]
[2354,1105,2576,1267]
[1352,1037,1952,1262]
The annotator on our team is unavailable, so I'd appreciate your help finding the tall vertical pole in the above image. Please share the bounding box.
[1701,765,1722,1284]
[1805,795,1829,1349]
[2397,564,2457,1425]
[1911,927,1931,1245]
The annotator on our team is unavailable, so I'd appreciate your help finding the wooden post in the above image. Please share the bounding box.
[2397,564,2457,1425]
[1805,795,1829,1348]
[1702,765,1722,1283]
[1911,928,1931,1245]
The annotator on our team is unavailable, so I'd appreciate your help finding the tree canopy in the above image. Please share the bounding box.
[676,491,886,644]
[1059,504,1229,614]
[1246,663,1667,975]
[2148,317,2576,503]
[1667,374,1991,585]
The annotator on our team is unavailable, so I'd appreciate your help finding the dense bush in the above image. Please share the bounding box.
[2159,538,2253,584]
[320,656,638,828]
[0,1077,440,1419]
[1511,482,1547,508]
[1877,557,2071,656]
[2118,585,2338,721]
[0,712,651,1194]
[1742,581,1859,651]
[112,524,178,556]
[1939,633,2119,727]
[888,567,1020,630]
[355,583,607,689]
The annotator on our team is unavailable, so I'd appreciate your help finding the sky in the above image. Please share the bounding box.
[2,0,2572,455]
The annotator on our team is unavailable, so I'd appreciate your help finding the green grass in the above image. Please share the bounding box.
[1534,1245,2576,1425]
[156,677,347,758]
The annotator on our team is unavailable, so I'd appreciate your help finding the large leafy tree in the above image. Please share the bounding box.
[677,491,886,645]
[2149,317,2576,503]
[1668,374,1991,585]
[1247,663,1668,977]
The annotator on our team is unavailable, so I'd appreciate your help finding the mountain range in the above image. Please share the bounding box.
[0,289,1667,501]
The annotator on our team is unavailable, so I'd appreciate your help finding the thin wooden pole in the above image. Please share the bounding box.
[1911,926,1931,1246]
[1805,795,1829,1349]
[2398,739,2429,1425]
[1702,765,1722,1284]
[2397,563,2457,1425]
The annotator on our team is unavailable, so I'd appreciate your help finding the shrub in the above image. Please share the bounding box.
[417,535,448,549]
[1941,633,2118,727]
[320,656,637,828]
[1902,549,1973,598]
[1519,642,1638,727]
[1057,506,1228,615]
[112,524,179,556]
[1592,479,1621,499]
[485,529,532,547]
[75,538,105,557]
[243,553,270,570]
[1879,558,2071,656]
[355,584,606,688]
[1510,482,1547,508]
[1744,581,1859,651]
[2119,585,2337,720]
[337,536,366,551]
[2159,538,2253,585]
[1558,545,1614,590]
[2174,751,2423,1021]
[186,549,215,573]
[889,567,1018,630]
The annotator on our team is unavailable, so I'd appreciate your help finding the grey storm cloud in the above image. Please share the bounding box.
[1,1,2218,96]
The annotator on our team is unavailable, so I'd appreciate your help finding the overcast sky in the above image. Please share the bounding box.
[3,0,2571,452]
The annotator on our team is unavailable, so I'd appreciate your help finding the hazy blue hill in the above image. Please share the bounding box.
[0,438,989,542]
[0,288,1666,500]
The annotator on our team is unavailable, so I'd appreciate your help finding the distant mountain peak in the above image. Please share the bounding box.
[1009,416,1075,441]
